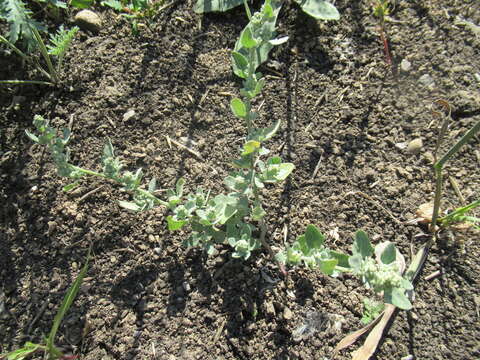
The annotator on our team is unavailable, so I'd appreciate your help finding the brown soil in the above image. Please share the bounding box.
[1,0,479,359]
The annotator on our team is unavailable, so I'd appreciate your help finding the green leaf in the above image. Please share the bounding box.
[330,250,350,268]
[304,225,324,249]
[295,0,340,20]
[353,230,374,259]
[25,129,39,143]
[148,178,157,193]
[71,0,94,8]
[240,27,257,48]
[242,140,261,156]
[348,254,362,272]
[384,287,412,310]
[62,182,79,192]
[230,98,247,118]
[194,0,244,13]
[0,342,42,360]
[47,248,90,354]
[231,51,248,78]
[250,119,281,142]
[295,234,309,256]
[118,201,141,211]
[176,178,185,197]
[252,202,266,221]
[380,242,396,264]
[167,215,187,230]
[100,0,123,10]
[319,258,338,275]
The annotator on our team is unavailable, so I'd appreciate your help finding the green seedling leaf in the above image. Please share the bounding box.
[71,0,94,8]
[295,0,340,20]
[62,182,79,192]
[240,27,257,48]
[0,341,42,360]
[230,98,247,118]
[252,202,266,221]
[167,215,187,230]
[148,177,157,193]
[176,178,185,197]
[46,248,90,354]
[348,254,362,272]
[330,250,350,268]
[250,119,281,142]
[242,140,261,156]
[319,258,338,275]
[305,225,324,249]
[118,200,141,211]
[25,129,39,143]
[231,51,248,78]
[379,242,396,264]
[100,0,123,10]
[194,0,244,13]
[384,287,412,310]
[353,230,374,259]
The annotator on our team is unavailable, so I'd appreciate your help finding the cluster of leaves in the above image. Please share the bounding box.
[194,0,340,21]
[167,0,295,259]
[1,2,79,86]
[277,226,414,309]
[26,115,166,210]
[0,0,45,51]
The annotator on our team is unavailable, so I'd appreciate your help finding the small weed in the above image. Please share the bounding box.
[0,249,90,360]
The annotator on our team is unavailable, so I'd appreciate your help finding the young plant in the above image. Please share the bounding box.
[429,101,480,238]
[371,0,393,66]
[0,25,79,86]
[361,298,385,325]
[100,0,167,34]
[0,249,90,360]
[194,0,340,21]
[167,0,294,259]
[25,115,166,210]
[276,225,414,310]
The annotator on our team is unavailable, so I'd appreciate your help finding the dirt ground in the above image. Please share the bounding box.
[1,0,479,359]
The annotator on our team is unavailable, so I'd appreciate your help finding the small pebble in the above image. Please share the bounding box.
[283,307,293,320]
[400,59,412,72]
[123,109,136,122]
[418,74,435,87]
[406,138,423,154]
[74,10,102,33]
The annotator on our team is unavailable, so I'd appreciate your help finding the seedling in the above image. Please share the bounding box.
[27,0,294,262]
[429,100,480,239]
[371,0,393,67]
[194,0,340,21]
[25,115,167,210]
[361,298,384,325]
[0,249,90,360]
[276,225,414,309]
[0,25,78,86]
[100,0,168,34]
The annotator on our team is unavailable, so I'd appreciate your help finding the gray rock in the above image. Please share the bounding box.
[406,138,423,154]
[74,10,102,33]
[400,59,411,72]
[418,74,435,87]
[123,109,136,122]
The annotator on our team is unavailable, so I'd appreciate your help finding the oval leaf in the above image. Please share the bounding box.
[297,0,340,20]
[230,98,247,118]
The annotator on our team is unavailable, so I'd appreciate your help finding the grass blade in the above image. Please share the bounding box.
[46,248,91,354]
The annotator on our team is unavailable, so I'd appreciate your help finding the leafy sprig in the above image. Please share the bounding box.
[277,226,414,310]
[26,115,167,210]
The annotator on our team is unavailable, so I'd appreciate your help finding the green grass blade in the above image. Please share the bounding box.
[46,248,91,354]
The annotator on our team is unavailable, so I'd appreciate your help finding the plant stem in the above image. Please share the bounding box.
[0,80,53,86]
[31,27,59,84]
[242,0,252,20]
[431,120,480,235]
